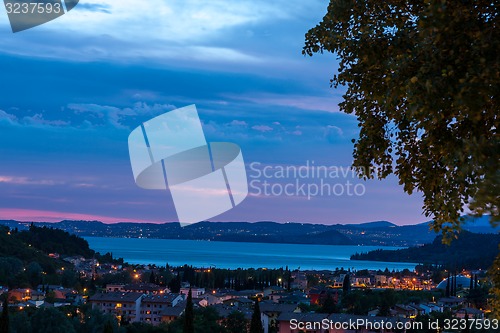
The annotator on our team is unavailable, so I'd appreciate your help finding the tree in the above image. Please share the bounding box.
[304,0,498,232]
[378,289,396,316]
[223,311,247,333]
[193,307,223,333]
[342,274,350,294]
[249,300,263,333]
[30,307,76,333]
[0,297,8,333]
[445,272,450,298]
[103,321,114,333]
[183,288,194,333]
[489,250,500,318]
[149,271,156,284]
[304,0,499,312]
[319,292,338,314]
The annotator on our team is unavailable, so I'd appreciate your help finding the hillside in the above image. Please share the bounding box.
[351,231,500,270]
[0,224,123,288]
[0,215,497,247]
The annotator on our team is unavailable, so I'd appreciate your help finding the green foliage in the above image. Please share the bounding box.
[378,289,396,316]
[223,311,247,333]
[123,323,166,333]
[95,252,124,266]
[31,307,76,333]
[249,300,263,333]
[304,0,499,235]
[20,225,94,258]
[103,321,114,333]
[0,257,23,288]
[9,310,32,333]
[488,245,500,319]
[193,307,223,333]
[318,292,339,314]
[466,285,489,310]
[74,307,121,333]
[27,262,43,288]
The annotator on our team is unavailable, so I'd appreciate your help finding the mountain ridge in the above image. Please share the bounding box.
[0,215,496,247]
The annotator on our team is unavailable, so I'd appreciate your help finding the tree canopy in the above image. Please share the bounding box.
[303,0,499,236]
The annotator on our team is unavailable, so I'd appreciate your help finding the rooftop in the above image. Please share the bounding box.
[89,292,143,303]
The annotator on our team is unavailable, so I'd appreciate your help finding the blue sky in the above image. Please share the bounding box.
[0,1,425,225]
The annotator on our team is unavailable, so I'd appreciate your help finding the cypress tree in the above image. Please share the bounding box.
[342,274,350,294]
[469,275,474,290]
[450,275,454,297]
[183,288,194,333]
[445,272,450,297]
[453,273,457,296]
[0,297,9,333]
[249,300,263,333]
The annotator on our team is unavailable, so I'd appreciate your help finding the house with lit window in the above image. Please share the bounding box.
[89,292,143,323]
[139,293,184,326]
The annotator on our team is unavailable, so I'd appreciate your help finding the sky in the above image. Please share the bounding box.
[0,0,426,225]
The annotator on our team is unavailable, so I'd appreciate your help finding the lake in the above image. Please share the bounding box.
[84,237,417,271]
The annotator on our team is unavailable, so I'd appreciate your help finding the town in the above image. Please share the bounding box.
[0,224,494,333]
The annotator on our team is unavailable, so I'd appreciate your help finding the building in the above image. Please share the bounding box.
[202,291,234,305]
[437,297,464,310]
[291,271,308,290]
[89,292,143,323]
[455,307,484,319]
[264,286,285,297]
[260,302,301,333]
[140,294,184,325]
[106,284,125,292]
[161,302,186,323]
[180,287,205,297]
[123,283,167,295]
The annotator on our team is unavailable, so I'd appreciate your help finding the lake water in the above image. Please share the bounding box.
[85,237,417,271]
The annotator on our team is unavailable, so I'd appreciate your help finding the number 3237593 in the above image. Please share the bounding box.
[5,2,62,14]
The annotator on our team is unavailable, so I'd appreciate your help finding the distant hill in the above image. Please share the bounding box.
[355,221,397,228]
[351,231,500,270]
[0,215,497,247]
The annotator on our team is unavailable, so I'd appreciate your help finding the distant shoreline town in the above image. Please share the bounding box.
[0,215,497,247]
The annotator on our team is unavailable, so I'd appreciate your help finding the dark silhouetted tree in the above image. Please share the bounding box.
[249,300,263,333]
[319,292,338,314]
[224,311,247,333]
[0,297,8,333]
[342,275,350,294]
[445,272,450,298]
[304,0,499,315]
[103,321,114,333]
[183,288,194,333]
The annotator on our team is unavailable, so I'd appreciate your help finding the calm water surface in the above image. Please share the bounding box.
[85,237,417,271]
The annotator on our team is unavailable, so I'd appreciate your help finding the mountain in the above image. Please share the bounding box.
[355,221,397,228]
[0,215,497,247]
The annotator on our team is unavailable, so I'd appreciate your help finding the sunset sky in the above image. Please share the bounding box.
[0,1,426,225]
